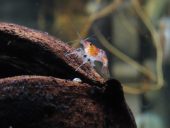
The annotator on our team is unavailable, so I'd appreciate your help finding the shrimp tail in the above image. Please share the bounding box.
[101,65,110,78]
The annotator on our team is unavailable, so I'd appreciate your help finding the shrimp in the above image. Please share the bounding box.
[79,38,109,74]
[96,49,109,75]
[65,33,109,76]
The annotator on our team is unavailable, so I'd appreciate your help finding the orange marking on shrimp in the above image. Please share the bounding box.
[85,43,100,57]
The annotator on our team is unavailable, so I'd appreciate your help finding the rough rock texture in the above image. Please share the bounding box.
[0,22,104,85]
[0,22,136,128]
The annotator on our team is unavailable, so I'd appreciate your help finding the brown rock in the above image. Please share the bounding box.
[0,23,136,128]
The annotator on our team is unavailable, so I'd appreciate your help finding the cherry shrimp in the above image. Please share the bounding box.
[65,33,109,76]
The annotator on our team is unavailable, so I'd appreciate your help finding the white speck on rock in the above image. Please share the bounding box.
[73,78,82,83]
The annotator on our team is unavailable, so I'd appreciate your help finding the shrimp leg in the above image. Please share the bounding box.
[75,60,87,71]
[65,48,84,57]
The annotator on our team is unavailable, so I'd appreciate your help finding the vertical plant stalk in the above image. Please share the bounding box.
[132,0,164,88]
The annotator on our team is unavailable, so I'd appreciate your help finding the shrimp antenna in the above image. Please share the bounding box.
[70,23,96,45]
[76,31,82,40]
[76,31,96,42]
[65,39,80,44]
[65,34,94,45]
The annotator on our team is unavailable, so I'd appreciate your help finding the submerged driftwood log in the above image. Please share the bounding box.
[0,23,136,128]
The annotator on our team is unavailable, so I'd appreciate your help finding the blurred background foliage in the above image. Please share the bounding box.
[0,0,170,127]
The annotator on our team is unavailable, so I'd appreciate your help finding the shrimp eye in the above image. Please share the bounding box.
[90,43,92,46]
[83,55,87,58]
[88,58,91,62]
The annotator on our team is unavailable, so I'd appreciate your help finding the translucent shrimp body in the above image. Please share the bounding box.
[65,37,109,75]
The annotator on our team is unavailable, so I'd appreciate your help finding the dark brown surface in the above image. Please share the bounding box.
[0,76,104,128]
[0,22,104,84]
[0,22,136,128]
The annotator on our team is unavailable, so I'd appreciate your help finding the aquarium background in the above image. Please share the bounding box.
[0,0,170,127]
